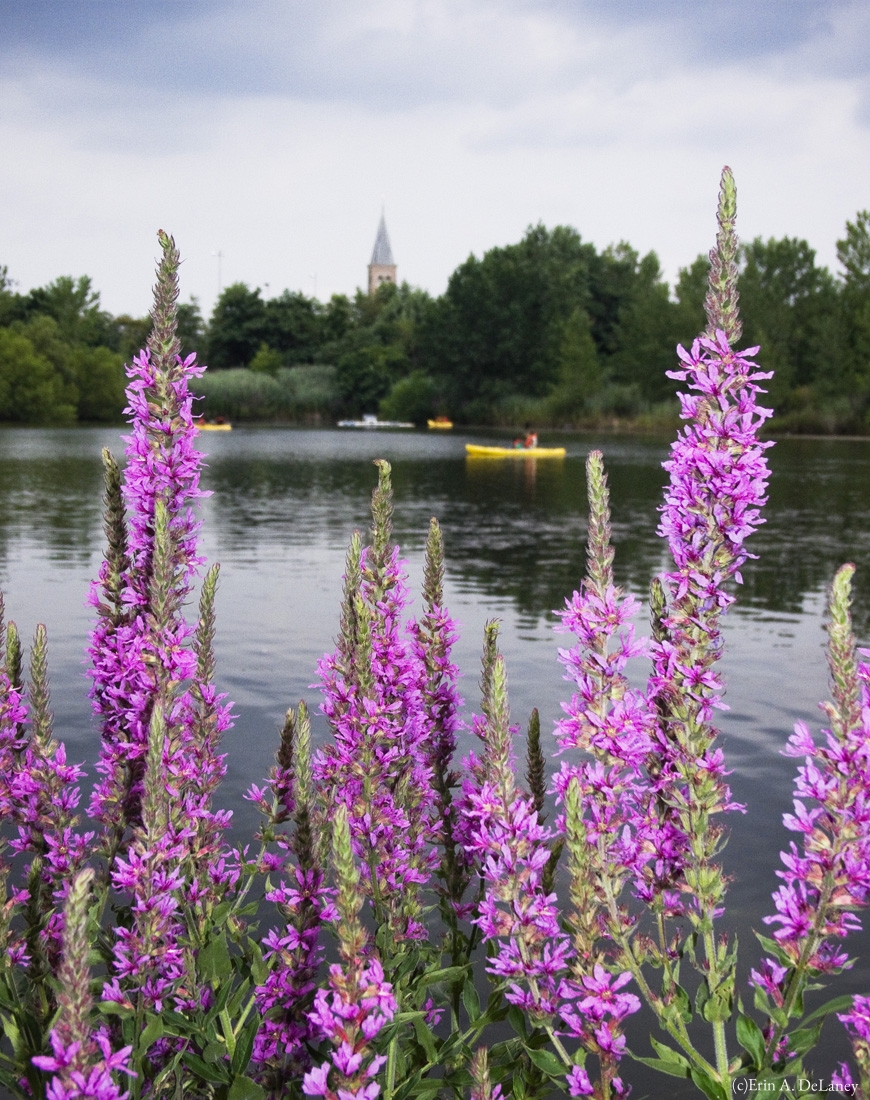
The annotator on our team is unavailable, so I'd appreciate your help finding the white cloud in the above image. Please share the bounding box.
[0,0,868,321]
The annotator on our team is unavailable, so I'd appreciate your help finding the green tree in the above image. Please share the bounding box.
[262,291,322,364]
[673,254,709,348]
[379,371,438,424]
[249,342,285,376]
[837,212,870,415]
[0,265,27,327]
[336,341,407,411]
[25,275,115,347]
[177,298,206,361]
[602,248,678,404]
[738,237,844,416]
[422,224,597,419]
[114,314,153,361]
[70,345,126,421]
[320,294,354,347]
[206,283,268,369]
[12,315,78,410]
[333,283,434,413]
[545,307,602,421]
[0,328,76,423]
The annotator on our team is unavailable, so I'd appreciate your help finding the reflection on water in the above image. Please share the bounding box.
[1,424,870,1085]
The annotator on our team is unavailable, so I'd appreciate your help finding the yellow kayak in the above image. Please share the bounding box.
[465,444,566,458]
[428,418,453,429]
[196,422,232,431]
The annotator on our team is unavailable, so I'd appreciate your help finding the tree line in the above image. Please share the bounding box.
[2,211,870,432]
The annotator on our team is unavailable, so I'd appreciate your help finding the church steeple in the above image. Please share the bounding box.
[368,211,397,294]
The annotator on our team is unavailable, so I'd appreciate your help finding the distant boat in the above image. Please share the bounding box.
[465,443,566,458]
[427,417,453,430]
[337,414,414,429]
[195,420,232,431]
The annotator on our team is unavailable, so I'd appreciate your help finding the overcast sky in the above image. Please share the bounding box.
[2,0,869,320]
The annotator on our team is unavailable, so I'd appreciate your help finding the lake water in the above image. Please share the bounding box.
[2,423,870,1086]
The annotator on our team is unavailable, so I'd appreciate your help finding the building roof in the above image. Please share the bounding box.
[370,213,395,266]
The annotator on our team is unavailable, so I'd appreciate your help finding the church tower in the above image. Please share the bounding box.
[368,212,397,295]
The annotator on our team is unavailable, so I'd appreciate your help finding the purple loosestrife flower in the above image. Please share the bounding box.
[303,806,396,1100]
[551,170,772,1094]
[835,995,870,1094]
[314,462,440,942]
[753,564,870,1069]
[0,615,93,1002]
[648,177,772,931]
[460,639,575,1027]
[650,327,772,882]
[0,605,29,964]
[103,703,187,1017]
[252,704,334,1092]
[87,234,234,1033]
[407,519,466,914]
[560,964,639,1098]
[554,451,660,921]
[551,451,650,1095]
[88,232,232,865]
[33,868,135,1100]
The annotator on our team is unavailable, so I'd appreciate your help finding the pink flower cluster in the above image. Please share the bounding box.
[314,538,445,939]
[302,959,397,1100]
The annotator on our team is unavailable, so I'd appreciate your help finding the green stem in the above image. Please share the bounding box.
[596,842,720,1081]
[384,1032,398,1100]
[703,927,730,1081]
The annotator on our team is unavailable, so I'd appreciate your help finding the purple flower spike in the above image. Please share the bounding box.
[88,231,233,864]
[314,463,445,942]
[33,869,135,1100]
[754,564,870,1066]
[836,995,870,1093]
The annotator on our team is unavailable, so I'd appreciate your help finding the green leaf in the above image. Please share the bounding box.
[212,900,233,926]
[632,1056,692,1079]
[231,1016,259,1077]
[0,1018,21,1048]
[664,985,690,1025]
[506,1005,529,1038]
[393,1075,445,1100]
[412,1016,438,1062]
[753,985,789,1030]
[689,1068,729,1100]
[183,1052,232,1086]
[462,979,481,1023]
[422,965,467,984]
[525,1047,566,1079]
[648,1036,691,1070]
[754,932,791,962]
[199,934,233,983]
[227,1076,266,1100]
[246,938,269,986]
[695,978,711,1019]
[800,993,855,1027]
[204,1040,227,1064]
[139,1014,164,1054]
[786,1021,824,1057]
[736,1013,765,1068]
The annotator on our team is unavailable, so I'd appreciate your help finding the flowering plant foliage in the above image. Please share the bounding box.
[0,172,869,1100]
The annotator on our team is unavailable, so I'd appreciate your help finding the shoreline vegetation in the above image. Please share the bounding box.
[3,206,870,436]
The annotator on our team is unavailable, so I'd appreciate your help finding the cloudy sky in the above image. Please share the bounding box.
[2,0,869,320]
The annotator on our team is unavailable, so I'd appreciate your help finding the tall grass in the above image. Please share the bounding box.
[194,364,339,422]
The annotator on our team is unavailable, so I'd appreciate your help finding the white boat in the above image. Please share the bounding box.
[337,414,414,429]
